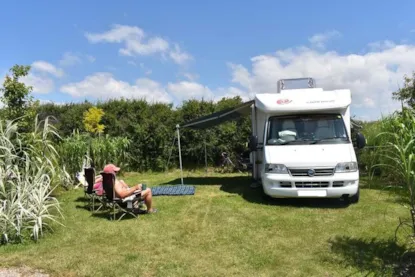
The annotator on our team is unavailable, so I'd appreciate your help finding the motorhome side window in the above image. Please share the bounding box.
[266,114,349,145]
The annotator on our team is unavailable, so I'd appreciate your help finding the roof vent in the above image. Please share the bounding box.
[277,78,316,93]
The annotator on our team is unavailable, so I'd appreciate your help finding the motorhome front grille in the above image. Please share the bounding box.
[288,168,334,177]
[295,182,329,188]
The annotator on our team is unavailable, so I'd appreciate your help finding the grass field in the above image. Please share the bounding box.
[0,170,411,277]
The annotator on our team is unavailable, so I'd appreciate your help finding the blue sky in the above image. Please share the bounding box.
[1,0,415,120]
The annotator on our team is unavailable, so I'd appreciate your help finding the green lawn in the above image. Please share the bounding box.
[0,170,411,277]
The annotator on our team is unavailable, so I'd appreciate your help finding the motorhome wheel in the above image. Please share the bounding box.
[349,188,360,204]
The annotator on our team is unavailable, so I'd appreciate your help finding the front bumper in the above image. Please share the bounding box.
[261,172,359,198]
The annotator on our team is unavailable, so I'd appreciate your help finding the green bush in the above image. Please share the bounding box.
[36,97,251,172]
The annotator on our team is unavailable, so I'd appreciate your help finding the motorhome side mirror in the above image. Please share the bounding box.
[249,135,258,152]
[356,132,366,149]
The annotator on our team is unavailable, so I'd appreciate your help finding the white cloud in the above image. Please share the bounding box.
[228,42,415,120]
[119,36,169,56]
[367,40,396,51]
[60,72,171,103]
[86,24,145,43]
[183,73,199,81]
[1,68,54,95]
[59,52,96,66]
[309,30,341,49]
[85,24,191,65]
[21,74,54,94]
[86,24,168,56]
[32,61,64,78]
[14,60,66,94]
[228,63,253,92]
[363,97,375,107]
[1,62,65,95]
[60,73,234,104]
[213,87,251,102]
[166,80,248,103]
[61,29,415,121]
[59,52,82,66]
[167,81,213,101]
[169,44,192,65]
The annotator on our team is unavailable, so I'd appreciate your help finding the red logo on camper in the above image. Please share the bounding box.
[277,99,292,105]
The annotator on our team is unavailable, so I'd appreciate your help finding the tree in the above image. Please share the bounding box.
[83,106,105,135]
[0,65,35,130]
[392,71,415,109]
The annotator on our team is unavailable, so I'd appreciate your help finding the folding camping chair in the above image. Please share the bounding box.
[100,172,142,221]
[84,167,105,212]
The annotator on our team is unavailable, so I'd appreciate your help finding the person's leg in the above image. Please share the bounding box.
[140,188,156,213]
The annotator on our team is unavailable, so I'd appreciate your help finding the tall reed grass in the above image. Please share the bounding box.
[58,132,131,177]
[360,113,407,183]
[0,116,67,244]
[371,108,415,243]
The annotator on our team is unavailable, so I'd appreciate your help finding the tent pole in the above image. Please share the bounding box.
[204,138,208,175]
[176,124,184,186]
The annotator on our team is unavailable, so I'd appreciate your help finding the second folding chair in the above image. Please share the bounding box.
[84,167,105,212]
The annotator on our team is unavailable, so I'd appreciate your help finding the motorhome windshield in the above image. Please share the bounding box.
[266,114,349,145]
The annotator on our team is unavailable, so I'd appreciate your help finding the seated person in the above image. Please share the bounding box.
[102,164,157,214]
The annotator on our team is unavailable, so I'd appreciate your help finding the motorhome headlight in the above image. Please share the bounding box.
[266,164,288,174]
[335,162,358,173]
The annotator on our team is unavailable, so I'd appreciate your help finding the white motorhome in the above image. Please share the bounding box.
[178,77,365,203]
[248,78,366,203]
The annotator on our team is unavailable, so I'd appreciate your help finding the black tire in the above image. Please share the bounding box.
[349,188,360,204]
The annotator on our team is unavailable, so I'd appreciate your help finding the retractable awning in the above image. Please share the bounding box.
[180,98,362,130]
[181,100,254,129]
[175,99,254,185]
[174,98,360,186]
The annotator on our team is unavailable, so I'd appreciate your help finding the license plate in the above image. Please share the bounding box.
[297,190,327,197]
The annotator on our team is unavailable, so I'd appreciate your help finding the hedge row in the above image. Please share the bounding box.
[36,97,251,172]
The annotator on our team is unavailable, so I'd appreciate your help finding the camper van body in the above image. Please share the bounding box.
[250,82,364,202]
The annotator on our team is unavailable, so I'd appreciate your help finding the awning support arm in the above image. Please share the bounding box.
[176,124,184,186]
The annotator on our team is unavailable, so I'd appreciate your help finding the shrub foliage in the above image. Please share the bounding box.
[36,97,251,172]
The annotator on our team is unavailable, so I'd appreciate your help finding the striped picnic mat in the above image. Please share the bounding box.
[150,185,195,196]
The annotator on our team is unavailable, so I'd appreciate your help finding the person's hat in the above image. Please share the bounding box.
[103,164,120,174]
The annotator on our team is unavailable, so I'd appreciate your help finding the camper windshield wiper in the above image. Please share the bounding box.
[278,139,315,145]
[274,138,345,145]
[309,137,348,144]
[277,140,298,145]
